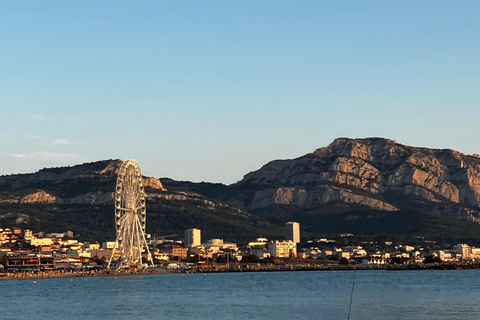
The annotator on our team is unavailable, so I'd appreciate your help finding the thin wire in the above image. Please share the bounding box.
[347,261,358,320]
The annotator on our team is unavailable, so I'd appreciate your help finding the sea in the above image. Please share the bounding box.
[2,270,480,320]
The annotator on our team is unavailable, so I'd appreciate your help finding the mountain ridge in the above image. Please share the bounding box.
[2,138,480,245]
[227,137,480,222]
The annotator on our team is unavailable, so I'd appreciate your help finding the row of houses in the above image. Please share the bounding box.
[5,226,480,270]
[1,223,303,270]
[298,243,480,264]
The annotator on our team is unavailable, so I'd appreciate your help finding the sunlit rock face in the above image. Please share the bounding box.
[0,160,166,206]
[20,191,57,204]
[0,190,57,204]
[233,138,480,223]
[143,177,166,191]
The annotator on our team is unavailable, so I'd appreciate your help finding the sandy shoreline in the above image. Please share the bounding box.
[0,269,181,281]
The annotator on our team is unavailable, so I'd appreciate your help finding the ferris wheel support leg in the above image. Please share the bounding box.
[139,221,154,267]
[107,239,120,269]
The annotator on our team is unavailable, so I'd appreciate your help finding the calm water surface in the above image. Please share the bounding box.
[2,270,480,320]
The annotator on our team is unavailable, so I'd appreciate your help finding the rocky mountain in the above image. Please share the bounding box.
[210,137,480,243]
[0,160,283,243]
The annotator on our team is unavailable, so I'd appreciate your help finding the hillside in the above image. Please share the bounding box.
[0,160,283,244]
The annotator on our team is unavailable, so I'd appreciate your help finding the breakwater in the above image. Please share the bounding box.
[191,261,480,273]
[3,261,480,281]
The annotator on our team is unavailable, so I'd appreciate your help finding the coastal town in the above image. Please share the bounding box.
[2,2,479,320]
[2,221,480,279]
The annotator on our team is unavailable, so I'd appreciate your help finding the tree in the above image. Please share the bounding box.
[423,255,442,264]
[185,254,200,263]
[241,254,259,263]
[0,254,9,269]
[92,256,107,266]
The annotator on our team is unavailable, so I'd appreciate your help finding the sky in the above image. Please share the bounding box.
[1,1,479,184]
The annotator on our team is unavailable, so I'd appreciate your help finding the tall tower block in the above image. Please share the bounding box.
[184,228,201,248]
[285,222,300,243]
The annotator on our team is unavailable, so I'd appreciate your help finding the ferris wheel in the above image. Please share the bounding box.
[108,160,153,269]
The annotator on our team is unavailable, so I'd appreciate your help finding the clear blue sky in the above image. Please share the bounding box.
[1,1,479,184]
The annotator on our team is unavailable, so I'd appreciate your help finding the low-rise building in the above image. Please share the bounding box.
[203,239,238,258]
[368,252,389,264]
[55,257,82,269]
[83,242,101,251]
[164,244,188,259]
[46,232,65,239]
[102,241,116,249]
[37,245,52,253]
[252,250,271,259]
[248,238,268,248]
[5,252,54,271]
[339,251,351,260]
[268,240,297,258]
[23,230,33,241]
[322,250,333,259]
[58,239,79,246]
[86,249,112,260]
[153,250,169,261]
[30,237,54,246]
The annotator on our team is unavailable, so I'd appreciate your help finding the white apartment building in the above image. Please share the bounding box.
[204,239,238,258]
[470,247,480,259]
[456,244,470,259]
[437,250,454,262]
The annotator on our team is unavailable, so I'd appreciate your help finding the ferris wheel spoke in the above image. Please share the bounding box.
[117,205,144,213]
